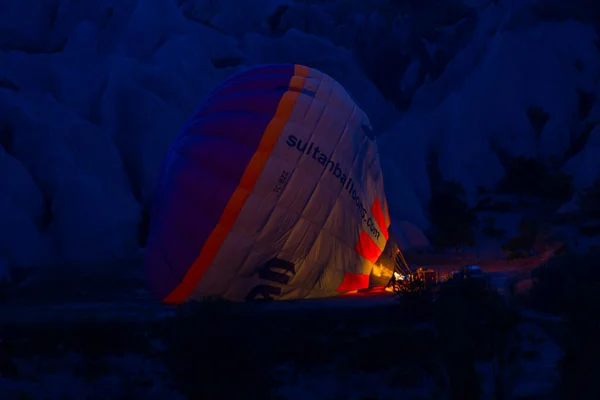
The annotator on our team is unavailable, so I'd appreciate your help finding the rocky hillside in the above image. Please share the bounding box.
[0,0,598,269]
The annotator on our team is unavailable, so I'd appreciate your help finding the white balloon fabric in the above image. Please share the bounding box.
[145,64,392,303]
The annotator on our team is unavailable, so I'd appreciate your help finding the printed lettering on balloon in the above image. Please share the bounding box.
[245,257,296,301]
[273,170,289,193]
[285,134,381,240]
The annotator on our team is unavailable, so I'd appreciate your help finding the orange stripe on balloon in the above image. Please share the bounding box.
[354,230,383,264]
[370,196,389,240]
[162,65,310,304]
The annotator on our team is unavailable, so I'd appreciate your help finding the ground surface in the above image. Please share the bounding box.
[0,248,565,400]
[0,239,558,323]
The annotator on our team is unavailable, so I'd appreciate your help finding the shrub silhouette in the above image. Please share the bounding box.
[481,217,506,238]
[434,279,519,400]
[580,177,600,218]
[497,156,573,202]
[579,223,600,237]
[428,180,478,251]
[162,300,283,400]
[502,217,540,258]
[530,250,600,399]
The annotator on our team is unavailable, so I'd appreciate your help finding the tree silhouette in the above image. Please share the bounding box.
[502,217,540,258]
[433,279,518,399]
[580,177,600,218]
[497,156,573,202]
[428,180,478,251]
[528,249,600,398]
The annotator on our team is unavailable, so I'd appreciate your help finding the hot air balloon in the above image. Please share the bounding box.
[145,64,392,304]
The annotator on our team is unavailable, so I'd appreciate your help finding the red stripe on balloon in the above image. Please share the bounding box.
[354,230,383,263]
[383,197,390,226]
[336,272,370,292]
[370,196,389,240]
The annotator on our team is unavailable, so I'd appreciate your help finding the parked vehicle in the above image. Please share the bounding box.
[450,265,489,288]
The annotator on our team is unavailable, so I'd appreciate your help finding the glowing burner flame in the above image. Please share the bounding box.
[394,272,405,281]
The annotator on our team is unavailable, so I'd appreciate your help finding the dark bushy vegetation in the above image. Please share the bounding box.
[428,180,478,251]
[162,298,460,399]
[162,300,283,399]
[502,217,540,259]
[1,280,523,399]
[481,217,506,239]
[393,277,520,400]
[579,223,600,237]
[528,249,600,399]
[473,196,514,213]
[496,157,573,202]
[434,279,519,400]
[580,177,600,218]
[0,320,162,397]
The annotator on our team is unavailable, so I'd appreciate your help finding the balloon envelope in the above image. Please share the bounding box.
[145,64,391,304]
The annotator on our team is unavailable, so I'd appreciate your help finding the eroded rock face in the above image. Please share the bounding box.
[241,29,400,134]
[462,0,492,8]
[563,125,600,190]
[0,0,598,266]
[380,1,600,211]
[0,0,232,266]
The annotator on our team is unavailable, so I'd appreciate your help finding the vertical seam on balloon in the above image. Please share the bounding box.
[280,77,345,292]
[308,105,365,292]
[324,81,372,243]
[223,68,320,290]
[160,67,310,305]
[293,110,355,295]
[248,72,352,297]
[302,99,367,292]
[257,71,328,269]
[287,78,332,231]
[257,69,326,240]
[334,130,378,279]
[307,104,365,252]
[205,66,309,299]
[252,71,334,298]
[301,70,322,119]
[328,133,371,293]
